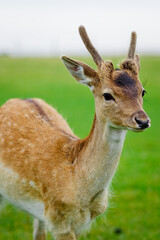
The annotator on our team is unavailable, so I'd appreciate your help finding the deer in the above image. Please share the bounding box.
[0,26,150,240]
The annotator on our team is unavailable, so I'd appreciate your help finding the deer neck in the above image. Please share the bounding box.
[76,115,127,195]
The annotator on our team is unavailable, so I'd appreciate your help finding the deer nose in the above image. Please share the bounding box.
[135,118,149,129]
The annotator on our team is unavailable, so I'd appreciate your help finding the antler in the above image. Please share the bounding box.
[79,25,102,66]
[127,31,137,59]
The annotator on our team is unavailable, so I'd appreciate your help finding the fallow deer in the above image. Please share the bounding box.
[0,26,150,240]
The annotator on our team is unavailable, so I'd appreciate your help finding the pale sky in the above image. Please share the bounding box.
[0,0,160,56]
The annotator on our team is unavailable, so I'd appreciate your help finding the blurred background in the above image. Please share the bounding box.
[1,0,160,57]
[0,0,160,239]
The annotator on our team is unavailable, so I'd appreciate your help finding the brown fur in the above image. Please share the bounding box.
[0,26,150,240]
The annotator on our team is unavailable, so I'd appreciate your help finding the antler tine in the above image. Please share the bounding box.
[79,25,102,66]
[127,31,137,59]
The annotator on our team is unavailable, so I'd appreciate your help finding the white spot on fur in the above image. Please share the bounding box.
[13,123,17,127]
[24,113,29,118]
[7,122,11,126]
[21,179,26,184]
[29,181,36,189]
[30,109,35,114]
[1,139,4,143]
[18,138,23,142]
[20,149,25,153]
[28,143,34,148]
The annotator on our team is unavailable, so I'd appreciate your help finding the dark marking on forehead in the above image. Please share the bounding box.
[115,72,136,88]
[114,72,138,97]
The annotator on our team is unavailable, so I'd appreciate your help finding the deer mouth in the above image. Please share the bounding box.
[124,116,151,132]
[126,123,151,132]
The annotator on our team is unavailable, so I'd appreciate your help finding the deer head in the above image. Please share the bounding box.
[62,26,151,132]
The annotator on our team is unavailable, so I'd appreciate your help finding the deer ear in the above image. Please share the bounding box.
[61,56,98,88]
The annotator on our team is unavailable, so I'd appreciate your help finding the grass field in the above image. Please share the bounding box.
[0,56,159,240]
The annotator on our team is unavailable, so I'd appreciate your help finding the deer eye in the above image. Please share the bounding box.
[103,93,115,101]
[142,89,147,97]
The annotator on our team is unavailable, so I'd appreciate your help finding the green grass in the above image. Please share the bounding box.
[0,56,159,240]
